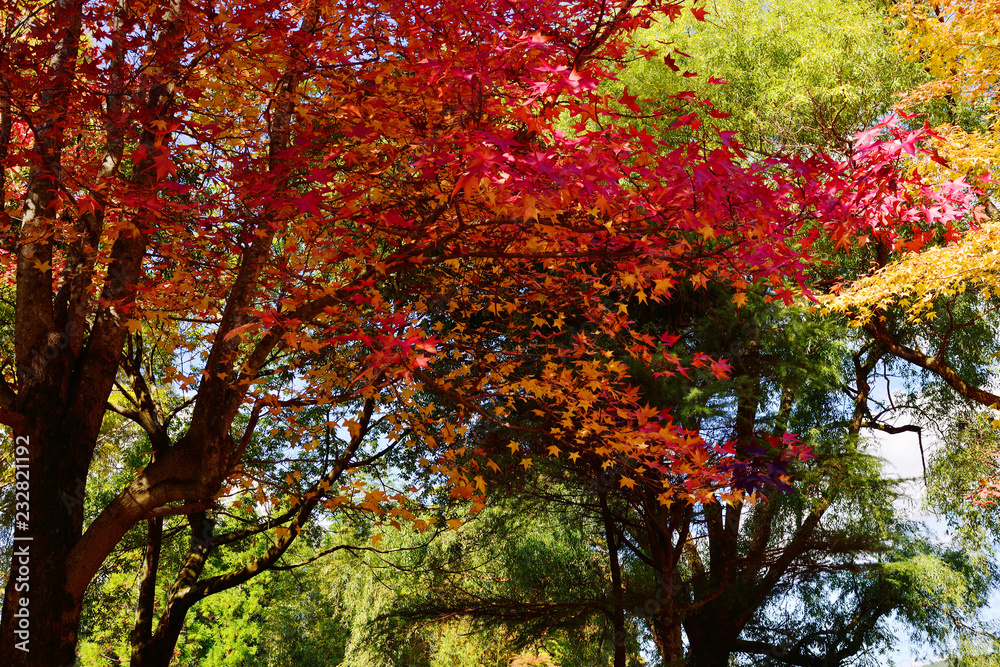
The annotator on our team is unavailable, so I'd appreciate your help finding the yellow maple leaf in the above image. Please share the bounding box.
[652,277,674,295]
[522,194,539,221]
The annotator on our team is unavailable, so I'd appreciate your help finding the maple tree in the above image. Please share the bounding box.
[894,0,1000,189]
[827,0,1000,508]
[0,0,977,663]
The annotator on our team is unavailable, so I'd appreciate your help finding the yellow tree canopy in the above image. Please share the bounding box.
[825,219,1000,325]
[830,0,1000,320]
[896,0,1000,181]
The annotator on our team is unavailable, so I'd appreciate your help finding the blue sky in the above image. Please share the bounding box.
[875,427,999,666]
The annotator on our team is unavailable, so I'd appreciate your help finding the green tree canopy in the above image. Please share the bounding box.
[619,0,923,153]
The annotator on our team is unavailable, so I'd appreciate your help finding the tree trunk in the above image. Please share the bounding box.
[130,518,164,665]
[0,419,91,666]
[599,489,626,667]
[685,643,733,667]
[130,512,215,667]
[650,608,684,667]
[685,617,738,667]
[130,598,195,667]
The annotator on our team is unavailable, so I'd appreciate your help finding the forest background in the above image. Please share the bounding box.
[3,0,1000,665]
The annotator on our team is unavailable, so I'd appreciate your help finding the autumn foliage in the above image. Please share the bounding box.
[820,0,1000,510]
[0,0,979,662]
